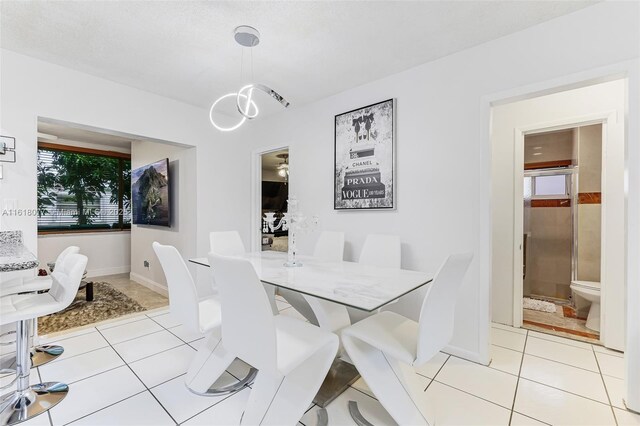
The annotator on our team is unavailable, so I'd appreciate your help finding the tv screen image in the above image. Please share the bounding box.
[131,158,170,227]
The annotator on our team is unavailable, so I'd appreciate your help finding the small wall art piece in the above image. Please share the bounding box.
[334,99,395,210]
[132,158,171,226]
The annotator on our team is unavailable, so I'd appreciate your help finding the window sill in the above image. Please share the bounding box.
[38,229,131,237]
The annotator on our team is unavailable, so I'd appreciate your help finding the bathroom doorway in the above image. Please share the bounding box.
[520,126,601,343]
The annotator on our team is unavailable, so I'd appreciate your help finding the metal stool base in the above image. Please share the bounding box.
[0,345,64,371]
[0,381,68,425]
[187,367,258,397]
[32,345,64,367]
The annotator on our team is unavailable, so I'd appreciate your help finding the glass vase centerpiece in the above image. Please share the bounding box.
[263,196,318,267]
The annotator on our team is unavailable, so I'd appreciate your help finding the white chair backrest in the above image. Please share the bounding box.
[152,242,200,332]
[359,234,401,268]
[49,254,88,308]
[55,246,80,268]
[210,231,245,256]
[415,253,473,365]
[313,231,345,262]
[208,253,277,373]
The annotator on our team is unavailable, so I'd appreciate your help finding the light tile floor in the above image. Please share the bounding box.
[8,298,637,426]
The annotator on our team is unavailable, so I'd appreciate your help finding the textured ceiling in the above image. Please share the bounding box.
[2,1,596,112]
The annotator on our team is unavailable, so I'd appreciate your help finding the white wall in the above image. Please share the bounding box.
[130,140,197,296]
[491,80,626,350]
[0,49,236,301]
[38,231,131,277]
[197,2,639,362]
[1,1,638,366]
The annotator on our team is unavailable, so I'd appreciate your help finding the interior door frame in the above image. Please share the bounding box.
[512,112,615,332]
[250,144,290,252]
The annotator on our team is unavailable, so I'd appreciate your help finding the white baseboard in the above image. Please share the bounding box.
[87,266,131,279]
[129,272,169,297]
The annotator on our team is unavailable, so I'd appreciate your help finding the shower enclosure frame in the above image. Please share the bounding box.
[523,166,578,302]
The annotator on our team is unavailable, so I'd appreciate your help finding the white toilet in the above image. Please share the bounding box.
[570,280,601,332]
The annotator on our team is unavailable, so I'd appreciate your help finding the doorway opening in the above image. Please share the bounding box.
[259,148,289,253]
[33,117,196,337]
[521,126,602,343]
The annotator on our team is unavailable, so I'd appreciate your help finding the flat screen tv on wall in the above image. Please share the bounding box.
[131,158,170,227]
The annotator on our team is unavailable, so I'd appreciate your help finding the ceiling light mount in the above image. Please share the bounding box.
[234,25,260,47]
[209,26,289,132]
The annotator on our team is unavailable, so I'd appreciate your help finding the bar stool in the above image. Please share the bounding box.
[0,253,88,425]
[0,247,79,298]
[0,246,80,370]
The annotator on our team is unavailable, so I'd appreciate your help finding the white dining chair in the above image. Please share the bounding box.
[152,242,257,396]
[0,246,80,298]
[208,253,339,425]
[280,231,345,325]
[209,231,245,256]
[210,230,279,314]
[348,234,401,324]
[0,253,87,424]
[341,253,473,425]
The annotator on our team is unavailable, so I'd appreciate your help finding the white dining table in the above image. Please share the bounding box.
[189,250,434,407]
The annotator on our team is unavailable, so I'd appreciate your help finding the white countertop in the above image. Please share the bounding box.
[0,243,39,273]
[190,251,434,311]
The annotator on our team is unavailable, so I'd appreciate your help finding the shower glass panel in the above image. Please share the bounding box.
[523,170,574,301]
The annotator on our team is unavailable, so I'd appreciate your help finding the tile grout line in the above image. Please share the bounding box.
[104,315,251,422]
[508,329,528,425]
[94,327,180,425]
[492,343,526,353]
[423,354,451,391]
[177,386,248,425]
[512,410,553,426]
[145,313,249,383]
[517,376,618,407]
[38,326,99,345]
[431,378,514,412]
[62,390,148,426]
[104,326,168,346]
[592,343,619,425]
[43,344,111,367]
[523,352,602,374]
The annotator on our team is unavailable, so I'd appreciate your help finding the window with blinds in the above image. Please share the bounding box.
[37,144,131,233]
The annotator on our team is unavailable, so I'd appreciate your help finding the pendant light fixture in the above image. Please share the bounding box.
[209,26,290,132]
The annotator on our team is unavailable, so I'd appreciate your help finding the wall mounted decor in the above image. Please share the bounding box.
[0,135,17,163]
[131,158,171,227]
[334,99,395,210]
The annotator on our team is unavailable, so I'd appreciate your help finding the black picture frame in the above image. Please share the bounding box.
[334,98,395,210]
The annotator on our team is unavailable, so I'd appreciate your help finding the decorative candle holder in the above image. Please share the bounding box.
[263,196,318,267]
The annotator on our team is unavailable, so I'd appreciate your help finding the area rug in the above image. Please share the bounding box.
[523,297,557,313]
[38,282,146,334]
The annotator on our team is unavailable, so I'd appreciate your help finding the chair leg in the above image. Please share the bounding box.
[242,337,338,426]
[0,320,68,426]
[264,285,279,315]
[184,327,257,396]
[342,334,433,426]
[279,289,319,325]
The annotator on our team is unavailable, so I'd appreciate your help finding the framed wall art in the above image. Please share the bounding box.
[334,98,395,210]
